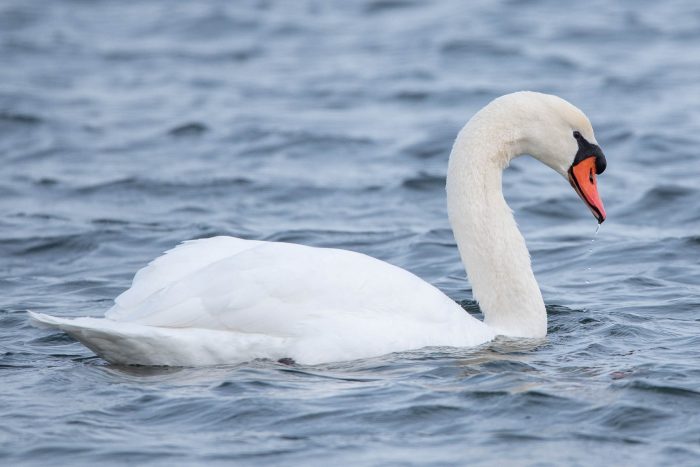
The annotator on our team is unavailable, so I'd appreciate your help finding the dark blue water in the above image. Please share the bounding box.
[2,0,700,465]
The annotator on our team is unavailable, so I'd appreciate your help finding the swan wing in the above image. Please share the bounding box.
[107,236,262,320]
[108,237,467,334]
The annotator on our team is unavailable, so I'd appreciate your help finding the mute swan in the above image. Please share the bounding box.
[29,91,607,366]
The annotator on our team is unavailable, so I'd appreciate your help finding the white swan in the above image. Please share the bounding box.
[29,92,607,366]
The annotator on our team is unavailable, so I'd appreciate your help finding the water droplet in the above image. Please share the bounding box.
[582,224,602,286]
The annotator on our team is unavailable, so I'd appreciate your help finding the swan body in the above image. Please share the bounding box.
[30,91,607,366]
[30,237,494,365]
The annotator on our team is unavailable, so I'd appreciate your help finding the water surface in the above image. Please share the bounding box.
[2,0,700,465]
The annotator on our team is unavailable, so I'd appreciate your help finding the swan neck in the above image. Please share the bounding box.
[446,114,547,338]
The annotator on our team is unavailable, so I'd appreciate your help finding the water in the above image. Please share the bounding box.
[2,0,700,465]
[583,226,600,284]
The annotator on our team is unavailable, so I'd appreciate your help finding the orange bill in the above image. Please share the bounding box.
[568,156,606,223]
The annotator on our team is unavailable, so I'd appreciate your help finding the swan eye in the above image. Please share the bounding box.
[573,131,582,140]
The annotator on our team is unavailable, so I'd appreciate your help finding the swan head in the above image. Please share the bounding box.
[509,92,607,223]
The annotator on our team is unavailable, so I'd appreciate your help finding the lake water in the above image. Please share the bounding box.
[2,0,700,465]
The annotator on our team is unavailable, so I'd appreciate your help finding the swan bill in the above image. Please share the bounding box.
[568,156,606,224]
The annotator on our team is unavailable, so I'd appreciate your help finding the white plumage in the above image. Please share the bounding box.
[30,237,493,365]
[29,91,603,366]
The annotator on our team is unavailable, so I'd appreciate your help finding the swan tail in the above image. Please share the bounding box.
[27,311,288,366]
[28,311,165,365]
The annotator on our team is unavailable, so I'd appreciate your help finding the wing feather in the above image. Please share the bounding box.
[106,237,465,339]
[107,236,261,319]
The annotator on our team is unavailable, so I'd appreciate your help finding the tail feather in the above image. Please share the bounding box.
[28,311,67,329]
[27,311,288,366]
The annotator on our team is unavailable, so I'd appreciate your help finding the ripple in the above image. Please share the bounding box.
[401,172,445,191]
[0,233,97,258]
[0,111,42,125]
[167,122,209,137]
[2,0,700,465]
[363,0,420,14]
[74,176,255,196]
[440,38,522,58]
[597,405,673,433]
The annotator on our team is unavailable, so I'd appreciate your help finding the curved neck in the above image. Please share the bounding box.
[446,111,547,338]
